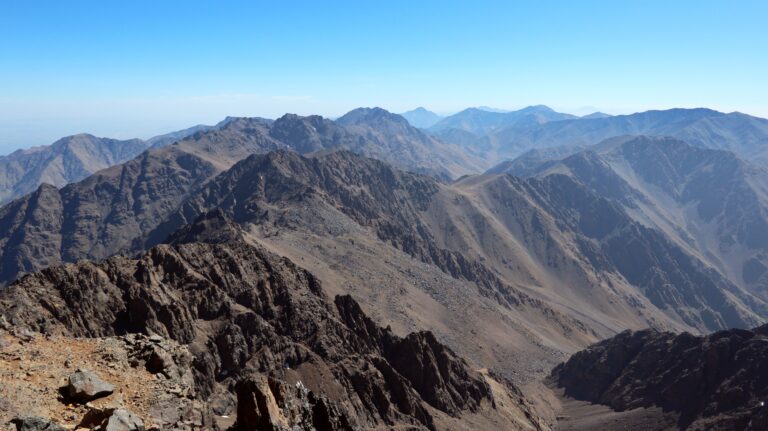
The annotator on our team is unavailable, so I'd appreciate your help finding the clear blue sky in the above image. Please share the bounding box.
[1,0,766,152]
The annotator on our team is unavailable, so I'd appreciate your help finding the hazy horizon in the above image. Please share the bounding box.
[2,0,766,153]
[5,103,768,156]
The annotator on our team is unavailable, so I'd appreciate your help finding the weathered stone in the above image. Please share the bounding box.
[10,416,66,431]
[103,409,145,431]
[64,369,115,402]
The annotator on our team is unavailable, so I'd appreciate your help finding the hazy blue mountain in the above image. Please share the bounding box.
[476,106,511,113]
[429,105,577,136]
[336,107,486,179]
[484,108,768,161]
[580,111,612,119]
[399,107,443,128]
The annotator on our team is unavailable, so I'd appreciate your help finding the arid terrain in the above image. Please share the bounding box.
[1,106,768,430]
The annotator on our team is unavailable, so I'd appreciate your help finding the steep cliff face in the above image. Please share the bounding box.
[551,325,768,430]
[0,219,541,430]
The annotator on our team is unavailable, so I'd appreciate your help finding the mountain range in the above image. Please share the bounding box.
[2,105,768,430]
[0,123,221,205]
[429,105,577,136]
[475,108,768,162]
[495,135,768,301]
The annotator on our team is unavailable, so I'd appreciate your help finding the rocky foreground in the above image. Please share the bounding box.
[0,216,545,430]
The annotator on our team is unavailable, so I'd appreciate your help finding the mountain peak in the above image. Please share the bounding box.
[581,111,612,119]
[336,107,409,126]
[520,104,556,113]
[400,107,443,128]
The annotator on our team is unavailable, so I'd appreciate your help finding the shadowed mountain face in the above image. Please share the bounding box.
[551,325,768,430]
[401,107,444,128]
[480,108,768,161]
[497,136,768,300]
[0,222,544,430]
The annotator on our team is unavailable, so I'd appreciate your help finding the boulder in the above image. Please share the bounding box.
[103,409,145,431]
[63,369,115,402]
[78,408,144,431]
[10,417,66,431]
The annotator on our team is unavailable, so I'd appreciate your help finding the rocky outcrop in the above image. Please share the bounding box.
[335,295,489,416]
[0,234,512,429]
[551,325,768,430]
[232,374,353,431]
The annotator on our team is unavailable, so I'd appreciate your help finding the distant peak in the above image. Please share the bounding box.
[217,116,273,130]
[336,107,408,126]
[581,112,612,119]
[520,105,555,113]
[54,133,98,143]
[476,106,510,113]
[273,113,327,125]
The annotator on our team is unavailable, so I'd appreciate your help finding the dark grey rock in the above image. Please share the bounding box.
[104,409,145,431]
[64,369,115,402]
[10,416,65,431]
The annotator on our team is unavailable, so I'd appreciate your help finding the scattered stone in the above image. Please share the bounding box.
[78,408,144,431]
[63,369,115,403]
[11,328,35,342]
[103,409,145,431]
[10,416,66,431]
